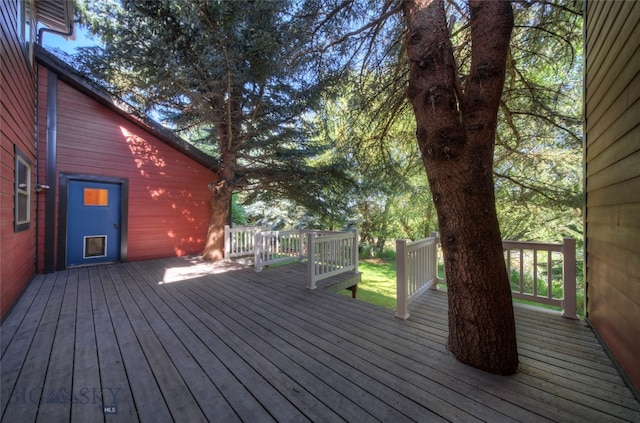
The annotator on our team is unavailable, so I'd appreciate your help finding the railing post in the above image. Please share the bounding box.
[431,231,445,285]
[306,232,316,290]
[298,230,305,261]
[352,229,358,274]
[429,231,439,290]
[224,225,230,259]
[561,237,578,319]
[254,229,262,272]
[395,239,409,319]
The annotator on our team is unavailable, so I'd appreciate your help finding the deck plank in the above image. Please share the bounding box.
[148,282,315,421]
[233,267,567,422]
[70,268,104,423]
[175,276,409,422]
[203,276,505,422]
[111,265,207,422]
[2,272,67,422]
[411,288,640,421]
[266,264,636,420]
[100,263,173,423]
[1,272,58,416]
[35,269,77,423]
[93,266,137,422]
[2,257,639,422]
[130,260,285,422]
[255,264,638,422]
[122,261,244,422]
[411,289,640,422]
[0,272,48,357]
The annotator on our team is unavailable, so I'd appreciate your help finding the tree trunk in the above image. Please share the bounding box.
[202,181,232,260]
[375,237,386,257]
[404,0,518,374]
[202,120,239,260]
[202,94,243,261]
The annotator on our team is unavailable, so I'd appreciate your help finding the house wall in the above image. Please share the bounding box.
[36,67,216,270]
[36,65,51,271]
[1,0,37,319]
[585,1,640,391]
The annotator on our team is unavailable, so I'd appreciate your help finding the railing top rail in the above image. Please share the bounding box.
[309,231,356,243]
[259,229,300,236]
[502,240,565,252]
[302,229,345,236]
[227,225,264,233]
[401,236,438,249]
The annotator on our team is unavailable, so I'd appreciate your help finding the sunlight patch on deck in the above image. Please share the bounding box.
[160,257,247,283]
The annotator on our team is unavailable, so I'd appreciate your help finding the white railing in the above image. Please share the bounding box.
[395,232,441,319]
[396,234,577,320]
[224,225,264,258]
[254,229,306,271]
[227,226,359,291]
[306,230,359,290]
[503,238,577,319]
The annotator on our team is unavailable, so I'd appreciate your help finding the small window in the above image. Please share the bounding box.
[84,188,109,206]
[15,147,31,232]
[17,0,36,65]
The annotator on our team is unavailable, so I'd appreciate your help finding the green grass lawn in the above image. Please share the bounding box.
[340,260,397,309]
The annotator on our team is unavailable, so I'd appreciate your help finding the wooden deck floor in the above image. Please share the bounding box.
[1,257,639,422]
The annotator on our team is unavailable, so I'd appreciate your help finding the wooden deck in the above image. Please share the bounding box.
[1,257,639,422]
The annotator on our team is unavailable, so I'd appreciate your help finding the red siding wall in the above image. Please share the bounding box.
[1,0,37,319]
[36,66,50,271]
[37,70,216,267]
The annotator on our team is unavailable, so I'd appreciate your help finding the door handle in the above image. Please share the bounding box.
[114,223,119,229]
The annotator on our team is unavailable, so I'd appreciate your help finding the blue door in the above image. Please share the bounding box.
[67,181,121,266]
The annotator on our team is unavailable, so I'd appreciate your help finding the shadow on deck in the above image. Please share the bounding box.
[1,256,638,422]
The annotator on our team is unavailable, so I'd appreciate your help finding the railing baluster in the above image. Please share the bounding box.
[547,250,553,299]
[519,249,524,294]
[533,248,538,298]
[254,230,261,272]
[506,248,511,285]
[396,239,409,319]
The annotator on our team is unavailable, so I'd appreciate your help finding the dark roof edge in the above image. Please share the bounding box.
[35,45,219,172]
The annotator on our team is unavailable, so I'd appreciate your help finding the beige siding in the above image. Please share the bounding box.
[585,0,640,391]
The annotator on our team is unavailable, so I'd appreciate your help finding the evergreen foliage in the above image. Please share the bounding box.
[75,0,354,222]
[311,0,583,247]
[73,0,583,251]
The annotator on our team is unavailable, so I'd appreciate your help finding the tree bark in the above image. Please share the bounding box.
[202,146,236,260]
[202,180,232,261]
[202,93,243,261]
[404,0,518,374]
